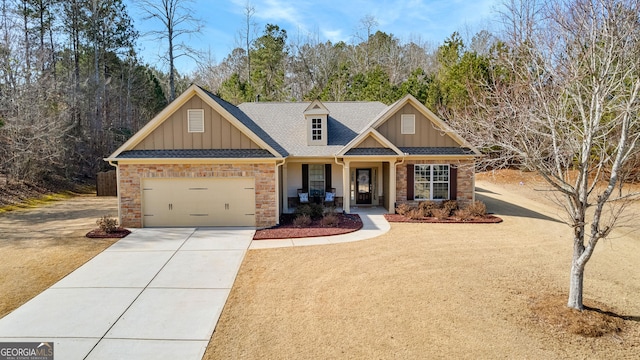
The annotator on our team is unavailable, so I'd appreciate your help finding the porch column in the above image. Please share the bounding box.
[388,160,397,214]
[343,160,350,213]
[282,163,289,213]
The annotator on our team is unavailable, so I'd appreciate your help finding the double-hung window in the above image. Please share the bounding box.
[308,164,325,197]
[311,118,322,140]
[414,164,449,200]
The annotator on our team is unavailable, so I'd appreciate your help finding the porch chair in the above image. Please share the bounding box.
[324,188,336,207]
[297,189,310,205]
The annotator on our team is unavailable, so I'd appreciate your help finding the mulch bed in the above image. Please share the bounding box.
[253,213,363,240]
[86,228,131,239]
[384,214,503,224]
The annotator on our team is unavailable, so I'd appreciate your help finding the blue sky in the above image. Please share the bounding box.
[126,0,501,74]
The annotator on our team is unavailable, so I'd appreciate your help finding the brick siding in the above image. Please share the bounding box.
[395,159,475,208]
[118,163,277,228]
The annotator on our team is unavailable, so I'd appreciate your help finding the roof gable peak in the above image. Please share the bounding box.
[304,99,329,115]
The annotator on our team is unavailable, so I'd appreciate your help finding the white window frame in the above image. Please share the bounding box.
[414,164,449,200]
[401,114,415,135]
[311,118,322,140]
[308,164,325,197]
[188,109,205,133]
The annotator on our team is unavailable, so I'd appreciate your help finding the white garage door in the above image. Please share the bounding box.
[142,177,255,227]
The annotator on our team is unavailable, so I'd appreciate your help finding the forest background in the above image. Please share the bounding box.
[0,0,497,188]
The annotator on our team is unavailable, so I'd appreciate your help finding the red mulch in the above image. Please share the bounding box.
[86,228,131,239]
[384,214,503,224]
[253,214,363,240]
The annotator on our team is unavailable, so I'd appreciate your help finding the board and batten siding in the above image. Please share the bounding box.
[134,95,261,150]
[376,104,459,148]
[354,135,386,148]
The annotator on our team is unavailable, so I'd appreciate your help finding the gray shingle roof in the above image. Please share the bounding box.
[399,147,475,155]
[117,149,275,159]
[344,148,399,156]
[199,87,289,157]
[238,101,388,157]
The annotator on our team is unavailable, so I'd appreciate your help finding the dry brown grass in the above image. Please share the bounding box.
[205,173,640,359]
[0,195,118,318]
[530,294,626,337]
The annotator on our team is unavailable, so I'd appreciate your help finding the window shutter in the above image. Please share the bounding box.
[449,166,457,200]
[302,164,309,193]
[325,164,332,191]
[406,164,414,200]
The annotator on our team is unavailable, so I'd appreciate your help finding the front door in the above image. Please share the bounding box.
[356,168,372,204]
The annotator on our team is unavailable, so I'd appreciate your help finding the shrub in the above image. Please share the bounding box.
[295,203,324,219]
[407,208,424,220]
[321,212,339,227]
[395,203,414,216]
[453,208,474,221]
[418,201,440,217]
[431,208,451,220]
[293,214,312,227]
[442,200,459,216]
[96,215,118,233]
[465,201,487,217]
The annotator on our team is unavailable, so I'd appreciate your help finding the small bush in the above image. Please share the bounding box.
[321,212,339,227]
[418,201,440,217]
[442,200,459,216]
[407,208,424,220]
[453,208,474,221]
[293,214,312,227]
[295,203,324,219]
[395,203,414,216]
[324,206,339,215]
[431,208,451,220]
[465,201,487,217]
[96,215,118,233]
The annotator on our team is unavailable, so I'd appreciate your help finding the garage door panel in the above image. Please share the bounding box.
[142,178,256,227]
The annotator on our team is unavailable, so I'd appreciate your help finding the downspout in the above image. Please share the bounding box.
[107,160,121,227]
[390,154,407,212]
[275,159,286,225]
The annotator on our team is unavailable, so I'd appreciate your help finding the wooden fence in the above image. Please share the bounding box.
[97,170,117,196]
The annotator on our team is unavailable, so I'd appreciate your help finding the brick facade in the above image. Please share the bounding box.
[395,159,475,207]
[118,163,277,228]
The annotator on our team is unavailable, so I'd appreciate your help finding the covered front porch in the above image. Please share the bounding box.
[280,158,400,215]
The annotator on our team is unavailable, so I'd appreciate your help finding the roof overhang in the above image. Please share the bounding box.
[106,157,281,165]
[366,94,481,156]
[337,128,404,156]
[106,85,283,160]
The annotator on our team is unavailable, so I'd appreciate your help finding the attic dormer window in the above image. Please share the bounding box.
[312,118,322,140]
[188,109,204,133]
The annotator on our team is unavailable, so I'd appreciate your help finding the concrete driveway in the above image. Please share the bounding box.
[0,227,254,359]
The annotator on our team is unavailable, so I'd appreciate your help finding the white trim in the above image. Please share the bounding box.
[338,128,404,156]
[187,109,205,133]
[413,164,450,201]
[107,85,283,160]
[401,114,416,134]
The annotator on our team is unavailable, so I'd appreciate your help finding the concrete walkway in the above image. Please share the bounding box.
[250,206,391,249]
[0,208,390,359]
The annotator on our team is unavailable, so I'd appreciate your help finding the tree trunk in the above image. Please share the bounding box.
[168,27,175,101]
[568,247,585,310]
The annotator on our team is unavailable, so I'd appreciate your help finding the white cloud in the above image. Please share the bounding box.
[256,0,307,30]
[321,29,346,44]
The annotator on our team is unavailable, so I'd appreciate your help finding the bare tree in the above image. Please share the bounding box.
[351,14,378,72]
[456,0,640,310]
[137,0,202,101]
[238,1,256,84]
